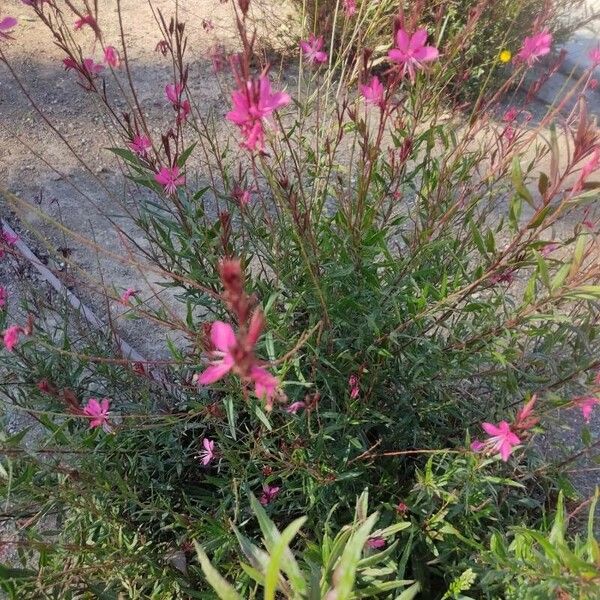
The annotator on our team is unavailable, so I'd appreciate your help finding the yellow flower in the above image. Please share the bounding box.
[499,49,512,63]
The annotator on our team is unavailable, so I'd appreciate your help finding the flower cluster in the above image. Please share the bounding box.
[226,74,290,152]
[471,396,539,461]
[194,259,281,409]
[516,30,552,65]
[388,28,439,81]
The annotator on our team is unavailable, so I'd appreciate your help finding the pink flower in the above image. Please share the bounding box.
[366,537,386,549]
[396,501,409,515]
[251,365,279,410]
[199,438,216,465]
[0,17,17,41]
[37,379,52,394]
[589,79,599,91]
[128,135,152,156]
[348,374,360,399]
[154,166,185,195]
[226,75,290,151]
[194,320,279,407]
[74,15,97,32]
[589,46,600,67]
[232,187,252,206]
[63,57,78,71]
[388,28,439,81]
[502,125,516,141]
[82,58,104,76]
[285,401,305,414]
[516,30,552,66]
[165,83,183,105]
[82,398,112,432]
[3,325,21,351]
[502,107,519,123]
[575,396,599,423]
[360,76,385,108]
[104,46,120,68]
[300,34,328,64]
[514,395,539,431]
[120,287,136,305]
[0,286,6,308]
[573,148,600,193]
[259,484,280,505]
[177,99,191,124]
[343,0,357,17]
[481,421,521,461]
[195,321,237,385]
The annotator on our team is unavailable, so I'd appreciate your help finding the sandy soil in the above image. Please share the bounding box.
[0,0,278,358]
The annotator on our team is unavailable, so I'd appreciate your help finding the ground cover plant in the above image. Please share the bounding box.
[1,0,600,597]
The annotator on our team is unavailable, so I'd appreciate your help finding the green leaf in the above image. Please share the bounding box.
[194,544,242,600]
[509,194,522,231]
[536,254,551,290]
[468,219,486,256]
[538,172,549,196]
[528,204,553,228]
[239,562,265,585]
[248,494,307,593]
[586,489,599,563]
[329,512,378,599]
[106,146,141,166]
[177,142,197,167]
[569,233,587,279]
[254,405,273,431]
[264,517,307,600]
[374,522,411,538]
[512,156,535,207]
[550,263,570,292]
[549,491,566,546]
[582,426,592,447]
[395,582,421,600]
[0,564,36,579]
[224,397,237,441]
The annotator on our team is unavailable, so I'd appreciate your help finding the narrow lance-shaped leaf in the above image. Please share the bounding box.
[264,517,307,600]
[195,543,242,600]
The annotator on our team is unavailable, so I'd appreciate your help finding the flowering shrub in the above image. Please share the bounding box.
[288,0,586,98]
[1,0,600,597]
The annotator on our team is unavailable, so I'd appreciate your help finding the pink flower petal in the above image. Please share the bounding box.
[409,29,428,51]
[196,358,234,385]
[0,17,18,31]
[395,29,410,52]
[471,440,485,452]
[413,46,439,62]
[210,321,237,352]
[481,422,502,436]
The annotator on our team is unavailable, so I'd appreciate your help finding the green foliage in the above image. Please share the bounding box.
[293,0,585,98]
[484,491,600,598]
[197,490,415,599]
